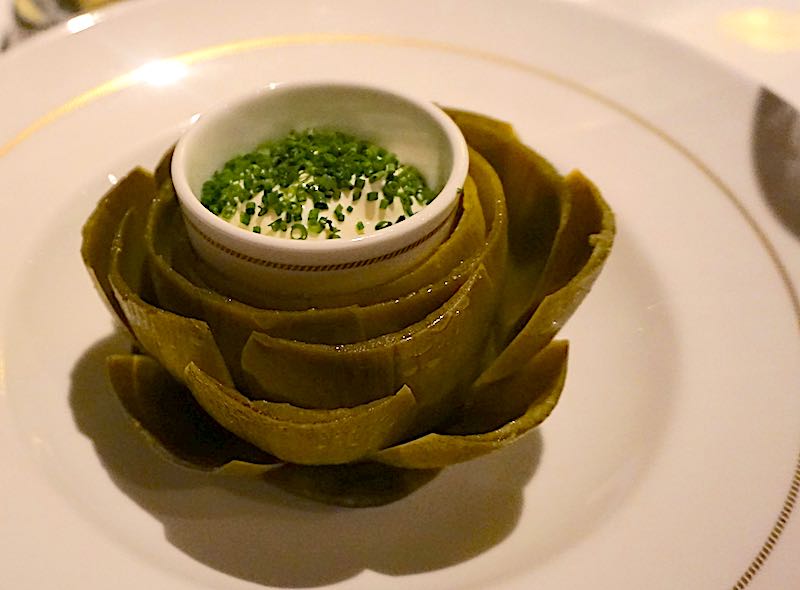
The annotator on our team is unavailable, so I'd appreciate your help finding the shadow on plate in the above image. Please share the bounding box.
[70,331,541,588]
[752,87,800,240]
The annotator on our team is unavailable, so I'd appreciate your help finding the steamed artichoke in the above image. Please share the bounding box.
[81,109,614,506]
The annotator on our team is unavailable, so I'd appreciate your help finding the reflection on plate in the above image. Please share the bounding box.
[0,1,798,589]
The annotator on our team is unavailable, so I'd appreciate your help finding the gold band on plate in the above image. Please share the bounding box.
[1,32,798,589]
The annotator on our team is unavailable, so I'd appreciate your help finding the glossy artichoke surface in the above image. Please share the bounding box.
[81,109,615,506]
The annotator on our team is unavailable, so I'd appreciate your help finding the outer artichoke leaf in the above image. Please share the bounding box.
[107,353,278,474]
[183,362,418,465]
[181,175,487,311]
[81,168,156,331]
[449,340,569,434]
[473,171,615,388]
[108,211,234,387]
[371,340,569,469]
[264,462,440,508]
[446,108,563,265]
[241,263,497,437]
[241,332,396,409]
[444,109,517,168]
[447,108,572,348]
[525,170,610,310]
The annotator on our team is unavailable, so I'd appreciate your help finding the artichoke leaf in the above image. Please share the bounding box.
[447,108,572,347]
[446,108,563,266]
[371,340,569,469]
[473,171,615,388]
[464,147,509,282]
[449,340,569,434]
[241,332,396,409]
[81,168,156,331]
[146,176,484,348]
[241,262,497,435]
[108,211,234,387]
[107,353,279,474]
[183,362,418,465]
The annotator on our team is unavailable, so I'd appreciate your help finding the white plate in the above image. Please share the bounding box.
[1,1,799,588]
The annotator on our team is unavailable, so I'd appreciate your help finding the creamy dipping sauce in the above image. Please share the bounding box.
[200,129,436,240]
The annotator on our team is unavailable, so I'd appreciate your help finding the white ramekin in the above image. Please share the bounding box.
[171,81,469,298]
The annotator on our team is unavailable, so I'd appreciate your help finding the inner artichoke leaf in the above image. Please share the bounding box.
[241,263,498,437]
[108,210,234,387]
[463,147,509,285]
[146,177,483,351]
[81,168,156,332]
[181,174,487,311]
[370,340,569,469]
[107,353,279,474]
[472,170,615,388]
[183,362,417,465]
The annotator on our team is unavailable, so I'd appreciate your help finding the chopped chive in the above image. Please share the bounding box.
[356,221,365,233]
[375,220,392,230]
[221,204,236,220]
[334,204,345,222]
[290,223,308,240]
[367,191,379,201]
[252,226,262,234]
[269,218,287,232]
[402,197,415,218]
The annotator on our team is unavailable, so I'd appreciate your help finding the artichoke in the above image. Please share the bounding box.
[81,109,615,506]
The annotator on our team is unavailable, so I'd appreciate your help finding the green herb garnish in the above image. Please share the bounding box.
[201,129,435,238]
